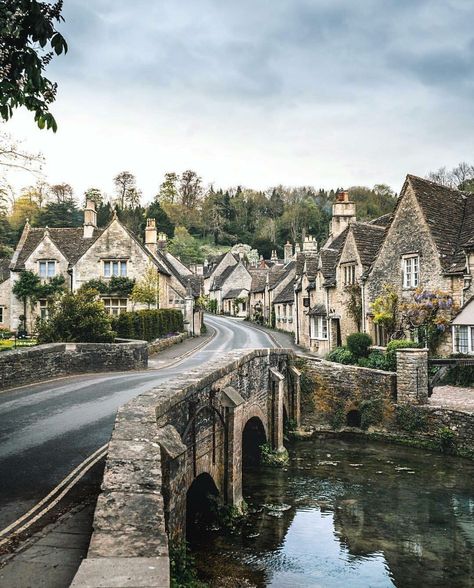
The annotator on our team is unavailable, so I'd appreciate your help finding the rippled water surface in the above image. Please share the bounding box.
[191,437,474,587]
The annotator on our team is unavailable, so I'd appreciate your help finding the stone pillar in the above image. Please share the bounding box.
[289,365,302,428]
[270,368,285,451]
[222,386,245,508]
[184,295,194,335]
[396,348,429,405]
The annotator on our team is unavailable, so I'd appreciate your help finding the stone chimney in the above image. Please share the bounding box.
[330,190,356,239]
[157,231,168,253]
[145,218,157,254]
[302,235,318,252]
[271,250,278,262]
[284,241,293,263]
[83,199,97,239]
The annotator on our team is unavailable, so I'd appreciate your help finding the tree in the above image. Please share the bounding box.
[371,285,399,339]
[49,182,73,203]
[179,170,203,208]
[0,0,68,130]
[146,201,175,237]
[130,265,161,309]
[157,172,179,203]
[37,288,115,343]
[9,195,40,230]
[113,171,137,209]
[168,226,204,265]
[36,200,82,227]
[84,187,103,207]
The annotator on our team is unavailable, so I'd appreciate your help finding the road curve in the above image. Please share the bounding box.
[0,315,277,530]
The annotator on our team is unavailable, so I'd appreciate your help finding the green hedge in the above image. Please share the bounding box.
[111,309,184,342]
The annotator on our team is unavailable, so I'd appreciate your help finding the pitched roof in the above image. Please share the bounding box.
[350,222,386,267]
[0,257,10,283]
[268,267,288,290]
[210,264,235,290]
[249,269,267,293]
[273,280,295,304]
[222,287,249,300]
[368,213,392,227]
[406,174,474,274]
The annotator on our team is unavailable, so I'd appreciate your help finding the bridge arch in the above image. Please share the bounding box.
[186,472,219,540]
[242,416,267,468]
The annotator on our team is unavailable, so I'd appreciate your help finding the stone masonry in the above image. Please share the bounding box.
[396,348,429,404]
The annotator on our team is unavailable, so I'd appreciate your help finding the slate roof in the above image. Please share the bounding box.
[222,287,249,300]
[210,264,235,290]
[268,267,288,290]
[368,213,392,227]
[11,227,106,270]
[0,257,10,283]
[350,222,386,267]
[405,174,474,274]
[249,269,267,293]
[273,280,295,304]
[308,303,327,316]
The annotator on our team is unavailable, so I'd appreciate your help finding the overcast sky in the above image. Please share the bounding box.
[5,0,474,201]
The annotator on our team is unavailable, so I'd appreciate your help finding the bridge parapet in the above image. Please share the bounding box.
[72,348,297,588]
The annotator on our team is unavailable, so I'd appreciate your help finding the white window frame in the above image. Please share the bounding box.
[103,297,128,316]
[38,299,49,320]
[403,255,420,289]
[452,325,474,354]
[103,260,127,278]
[310,315,328,340]
[38,260,56,278]
[343,264,356,286]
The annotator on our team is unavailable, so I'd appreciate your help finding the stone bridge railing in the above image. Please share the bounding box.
[72,348,298,588]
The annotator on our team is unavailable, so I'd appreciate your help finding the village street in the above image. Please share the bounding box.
[0,315,293,534]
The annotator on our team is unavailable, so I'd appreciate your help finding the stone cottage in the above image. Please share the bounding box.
[4,202,202,335]
[364,174,474,353]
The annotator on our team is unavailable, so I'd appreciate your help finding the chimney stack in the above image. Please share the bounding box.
[271,250,278,262]
[145,218,157,254]
[302,235,318,252]
[157,231,168,253]
[330,190,356,239]
[83,199,97,239]
[284,241,293,263]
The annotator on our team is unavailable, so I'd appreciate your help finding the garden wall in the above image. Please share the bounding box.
[0,340,148,390]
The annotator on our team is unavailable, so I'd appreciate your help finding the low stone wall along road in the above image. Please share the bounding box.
[0,316,279,538]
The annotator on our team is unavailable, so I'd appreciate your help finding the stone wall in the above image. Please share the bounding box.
[0,340,148,390]
[396,348,429,404]
[301,356,397,430]
[148,332,188,355]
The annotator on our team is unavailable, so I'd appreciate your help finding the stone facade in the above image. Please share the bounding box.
[0,340,148,390]
[395,348,429,404]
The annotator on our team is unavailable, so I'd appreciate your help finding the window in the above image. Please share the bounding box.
[103,298,128,315]
[311,316,328,340]
[0,307,3,324]
[403,255,419,288]
[453,325,469,354]
[103,260,127,278]
[39,299,49,320]
[343,264,356,285]
[39,260,56,278]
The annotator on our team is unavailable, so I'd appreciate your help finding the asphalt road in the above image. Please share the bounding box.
[0,315,278,531]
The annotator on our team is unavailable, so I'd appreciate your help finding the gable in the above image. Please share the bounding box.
[339,231,360,266]
[23,234,68,270]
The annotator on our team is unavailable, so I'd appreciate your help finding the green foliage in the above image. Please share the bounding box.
[357,350,389,370]
[207,299,218,314]
[169,540,208,588]
[395,405,429,434]
[344,284,363,331]
[79,279,109,294]
[260,443,289,467]
[130,267,160,308]
[111,309,184,341]
[79,277,136,297]
[437,427,457,454]
[347,332,372,359]
[442,364,474,387]
[326,346,355,365]
[0,0,68,129]
[372,284,399,336]
[169,226,204,265]
[360,398,385,430]
[35,201,82,227]
[37,289,115,343]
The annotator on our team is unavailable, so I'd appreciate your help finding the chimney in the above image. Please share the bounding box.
[83,199,97,239]
[145,218,157,254]
[330,190,356,239]
[271,250,278,262]
[157,231,168,253]
[302,235,318,252]
[284,241,293,263]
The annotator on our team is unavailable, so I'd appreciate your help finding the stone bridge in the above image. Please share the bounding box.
[72,348,300,587]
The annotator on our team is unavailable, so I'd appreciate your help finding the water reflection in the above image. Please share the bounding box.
[191,437,474,587]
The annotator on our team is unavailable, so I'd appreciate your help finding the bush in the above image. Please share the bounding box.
[327,346,355,365]
[111,308,184,342]
[347,332,372,359]
[385,339,419,371]
[395,405,428,433]
[358,350,390,370]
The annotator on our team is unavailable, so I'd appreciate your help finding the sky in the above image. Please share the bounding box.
[4,0,474,202]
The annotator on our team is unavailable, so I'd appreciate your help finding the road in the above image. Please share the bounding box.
[0,315,279,532]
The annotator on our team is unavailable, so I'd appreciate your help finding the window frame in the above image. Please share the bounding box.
[310,315,328,340]
[343,264,356,286]
[38,260,56,278]
[102,297,128,316]
[0,306,3,324]
[453,325,474,354]
[103,260,127,278]
[402,254,420,289]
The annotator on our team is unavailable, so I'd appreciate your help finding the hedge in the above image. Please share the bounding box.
[111,309,184,342]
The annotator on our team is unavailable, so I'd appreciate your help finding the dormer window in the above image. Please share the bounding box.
[403,255,419,288]
[39,260,56,278]
[343,264,356,285]
[103,260,127,278]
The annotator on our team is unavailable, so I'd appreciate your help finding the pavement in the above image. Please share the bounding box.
[430,385,474,414]
[0,314,282,587]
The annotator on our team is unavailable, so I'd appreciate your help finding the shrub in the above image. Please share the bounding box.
[395,405,428,433]
[110,308,184,342]
[327,346,355,365]
[360,398,385,430]
[347,332,372,359]
[358,350,390,370]
[385,339,419,371]
[437,427,457,454]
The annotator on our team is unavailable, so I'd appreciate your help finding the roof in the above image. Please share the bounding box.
[210,264,235,290]
[268,267,288,290]
[368,213,392,227]
[273,280,295,304]
[350,222,386,267]
[405,174,474,274]
[11,227,105,270]
[222,288,249,300]
[308,303,327,316]
[0,257,10,283]
[249,269,267,293]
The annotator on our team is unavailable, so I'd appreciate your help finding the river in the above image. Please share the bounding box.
[190,437,474,587]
